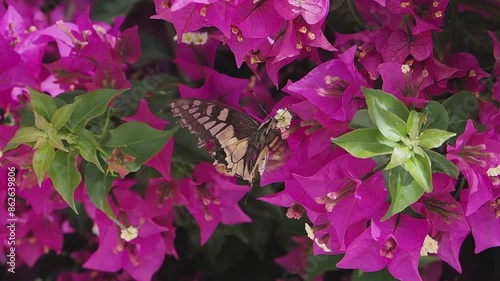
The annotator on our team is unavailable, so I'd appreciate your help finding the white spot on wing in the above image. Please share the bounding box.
[210,123,225,135]
[198,116,210,124]
[207,105,214,116]
[218,108,228,121]
[204,120,216,129]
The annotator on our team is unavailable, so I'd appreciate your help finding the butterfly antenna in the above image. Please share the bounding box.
[250,91,269,117]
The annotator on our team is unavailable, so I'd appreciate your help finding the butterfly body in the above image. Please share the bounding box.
[170,98,284,184]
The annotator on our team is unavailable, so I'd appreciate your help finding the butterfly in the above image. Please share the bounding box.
[170,98,287,185]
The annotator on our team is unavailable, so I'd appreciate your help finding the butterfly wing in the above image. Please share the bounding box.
[170,98,269,183]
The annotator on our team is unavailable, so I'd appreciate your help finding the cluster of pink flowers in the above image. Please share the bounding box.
[1,0,500,280]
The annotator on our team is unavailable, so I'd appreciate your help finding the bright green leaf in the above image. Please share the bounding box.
[29,88,57,121]
[52,99,81,130]
[103,122,177,171]
[406,110,423,140]
[32,142,55,186]
[419,129,456,149]
[332,128,395,158]
[68,89,125,130]
[425,149,459,178]
[3,127,42,151]
[363,87,409,120]
[383,166,424,220]
[385,146,412,170]
[349,109,376,129]
[47,150,81,213]
[47,135,68,152]
[422,101,449,130]
[368,99,408,141]
[84,162,125,229]
[34,111,51,131]
[75,129,104,172]
[405,152,433,192]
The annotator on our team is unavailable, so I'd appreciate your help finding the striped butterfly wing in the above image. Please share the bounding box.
[170,98,277,184]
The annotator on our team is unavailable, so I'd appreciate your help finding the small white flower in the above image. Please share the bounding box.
[314,238,332,252]
[305,223,315,240]
[487,164,500,177]
[275,108,292,129]
[401,64,411,74]
[120,226,139,242]
[420,235,438,256]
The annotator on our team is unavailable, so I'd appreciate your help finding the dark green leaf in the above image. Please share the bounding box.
[304,254,342,281]
[84,162,124,228]
[370,101,408,141]
[75,129,104,172]
[422,101,449,130]
[425,149,459,178]
[103,122,177,171]
[350,109,376,129]
[48,150,81,213]
[442,91,479,134]
[352,268,398,281]
[68,89,125,130]
[383,166,424,220]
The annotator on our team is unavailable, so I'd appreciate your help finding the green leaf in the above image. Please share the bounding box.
[352,268,398,281]
[47,150,81,213]
[383,166,424,220]
[34,111,51,131]
[442,91,479,133]
[425,149,459,178]
[3,127,42,151]
[75,129,104,172]
[52,99,81,130]
[84,162,125,228]
[422,101,449,130]
[363,87,409,120]
[68,89,125,130]
[90,0,140,23]
[370,101,408,141]
[103,122,177,171]
[349,109,376,129]
[32,142,55,186]
[406,110,423,140]
[385,146,412,170]
[29,88,57,121]
[418,129,456,149]
[332,128,395,158]
[47,135,68,152]
[304,254,342,281]
[404,151,432,192]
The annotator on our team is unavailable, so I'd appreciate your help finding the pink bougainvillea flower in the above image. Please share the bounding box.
[84,189,170,281]
[286,46,366,121]
[461,189,500,253]
[337,205,429,281]
[444,52,489,95]
[414,174,470,272]
[274,236,323,281]
[179,68,249,109]
[181,162,251,244]
[174,33,219,80]
[447,120,500,215]
[387,0,449,34]
[295,154,387,250]
[378,29,433,63]
[274,0,329,25]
